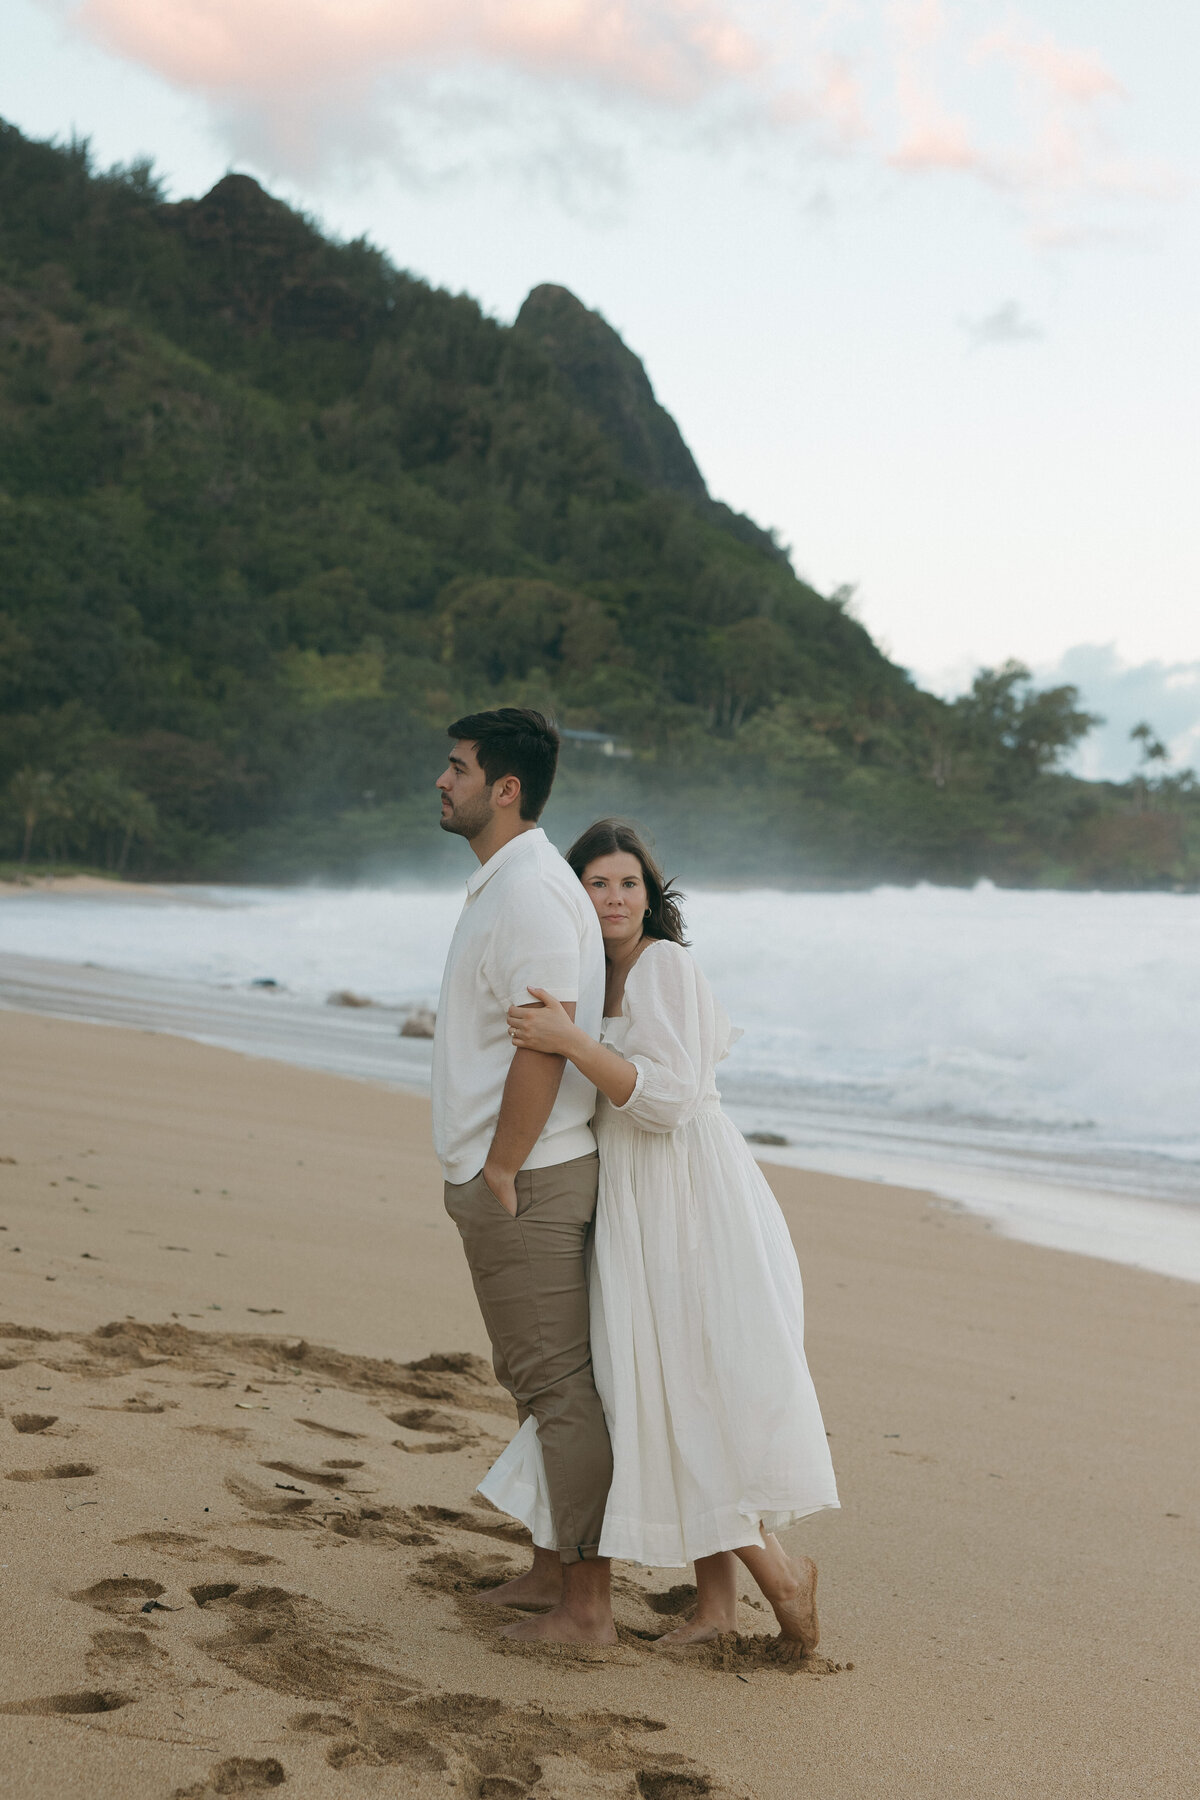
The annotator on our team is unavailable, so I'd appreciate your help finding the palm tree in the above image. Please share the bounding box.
[1130,722,1169,813]
[7,768,69,865]
[63,768,157,871]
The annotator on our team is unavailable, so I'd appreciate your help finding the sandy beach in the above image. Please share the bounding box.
[1,1007,1197,1800]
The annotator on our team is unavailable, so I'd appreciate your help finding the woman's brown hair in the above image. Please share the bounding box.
[565,819,689,946]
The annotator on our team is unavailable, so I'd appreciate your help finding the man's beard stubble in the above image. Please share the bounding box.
[439,789,495,841]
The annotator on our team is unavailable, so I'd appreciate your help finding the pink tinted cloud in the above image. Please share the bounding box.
[976,28,1125,106]
[882,7,1167,219]
[72,0,764,106]
[53,0,1170,231]
[887,0,981,174]
[890,118,976,172]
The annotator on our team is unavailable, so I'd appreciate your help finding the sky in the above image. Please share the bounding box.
[4,0,1198,778]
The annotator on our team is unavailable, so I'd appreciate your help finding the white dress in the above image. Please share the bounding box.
[479,939,840,1567]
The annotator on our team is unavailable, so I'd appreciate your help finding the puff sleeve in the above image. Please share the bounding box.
[609,941,710,1133]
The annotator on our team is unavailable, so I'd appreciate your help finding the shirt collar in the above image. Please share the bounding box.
[465,827,546,897]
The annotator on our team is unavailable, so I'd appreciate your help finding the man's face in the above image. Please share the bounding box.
[435,740,495,840]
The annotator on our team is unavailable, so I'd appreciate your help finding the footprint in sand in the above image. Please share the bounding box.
[210,1545,281,1568]
[118,1530,205,1553]
[286,1710,351,1735]
[289,1689,717,1797]
[294,1418,363,1442]
[224,1475,314,1519]
[8,1412,58,1433]
[188,1584,420,1708]
[87,1394,176,1414]
[411,1503,529,1546]
[117,1532,280,1568]
[6,1461,95,1481]
[324,1718,448,1774]
[71,1576,166,1614]
[643,1585,699,1618]
[416,1548,523,1598]
[648,1632,847,1679]
[86,1627,169,1678]
[321,1504,438,1548]
[636,1778,716,1799]
[223,1480,438,1553]
[190,1582,242,1607]
[387,1406,478,1454]
[172,1756,285,1797]
[0,1690,131,1716]
[259,1460,362,1491]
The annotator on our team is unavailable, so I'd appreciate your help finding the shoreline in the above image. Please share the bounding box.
[3,947,1198,1288]
[5,869,1200,898]
[1,1007,1197,1799]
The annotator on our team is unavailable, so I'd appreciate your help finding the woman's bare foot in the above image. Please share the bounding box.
[733,1534,820,1661]
[651,1550,738,1648]
[476,1546,562,1611]
[651,1612,736,1650]
[769,1554,819,1662]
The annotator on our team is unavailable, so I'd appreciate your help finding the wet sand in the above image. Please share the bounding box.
[0,1008,1197,1799]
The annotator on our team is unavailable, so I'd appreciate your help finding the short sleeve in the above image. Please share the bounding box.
[483,876,583,1010]
[610,942,706,1133]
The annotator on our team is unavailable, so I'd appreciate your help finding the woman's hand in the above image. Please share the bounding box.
[507,988,579,1057]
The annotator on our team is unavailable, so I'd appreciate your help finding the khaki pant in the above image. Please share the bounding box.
[444,1151,611,1563]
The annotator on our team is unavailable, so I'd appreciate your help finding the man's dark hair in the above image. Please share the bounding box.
[446,708,560,822]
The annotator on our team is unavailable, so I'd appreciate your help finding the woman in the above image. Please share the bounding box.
[480,819,839,1656]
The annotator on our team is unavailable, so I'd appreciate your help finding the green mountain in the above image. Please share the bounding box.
[0,121,1194,887]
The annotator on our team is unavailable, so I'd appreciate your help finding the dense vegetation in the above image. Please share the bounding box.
[1,121,1195,887]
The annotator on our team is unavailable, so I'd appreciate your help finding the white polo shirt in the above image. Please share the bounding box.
[431,828,605,1184]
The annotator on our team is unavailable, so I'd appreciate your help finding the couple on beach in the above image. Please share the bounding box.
[431,708,839,1654]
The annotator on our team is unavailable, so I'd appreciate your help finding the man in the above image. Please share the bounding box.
[432,707,615,1645]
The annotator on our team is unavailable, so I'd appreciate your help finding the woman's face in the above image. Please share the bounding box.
[581,852,648,950]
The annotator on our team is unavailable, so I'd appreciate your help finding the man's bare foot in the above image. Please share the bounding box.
[770,1554,819,1662]
[499,1558,615,1644]
[500,1603,618,1645]
[476,1566,562,1611]
[651,1613,736,1650]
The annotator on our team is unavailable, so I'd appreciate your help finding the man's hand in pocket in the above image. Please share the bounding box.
[483,1160,518,1216]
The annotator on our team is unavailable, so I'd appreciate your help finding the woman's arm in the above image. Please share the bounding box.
[507,988,637,1107]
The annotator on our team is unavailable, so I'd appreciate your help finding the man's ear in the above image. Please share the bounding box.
[493,774,523,812]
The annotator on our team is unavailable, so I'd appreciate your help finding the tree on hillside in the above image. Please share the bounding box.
[6,767,70,863]
[951,662,1100,796]
[63,766,157,871]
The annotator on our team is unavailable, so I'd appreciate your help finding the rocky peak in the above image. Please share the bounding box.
[514,284,708,502]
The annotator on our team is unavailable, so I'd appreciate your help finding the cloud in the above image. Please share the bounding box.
[53,0,815,188]
[976,28,1124,106]
[1035,645,1200,782]
[960,300,1043,349]
[882,3,1175,236]
[72,0,763,107]
[45,0,1176,236]
[888,0,981,173]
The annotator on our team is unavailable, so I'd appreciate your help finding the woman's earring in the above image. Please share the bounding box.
[644,908,651,918]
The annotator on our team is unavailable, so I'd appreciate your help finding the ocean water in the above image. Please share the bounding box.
[2,880,1198,1280]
